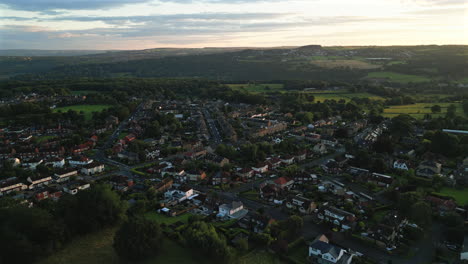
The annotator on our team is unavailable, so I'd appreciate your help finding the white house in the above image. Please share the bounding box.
[393,160,409,171]
[164,186,194,203]
[81,162,105,175]
[54,168,78,182]
[218,201,248,219]
[23,159,43,170]
[63,181,90,195]
[27,175,52,189]
[46,157,65,168]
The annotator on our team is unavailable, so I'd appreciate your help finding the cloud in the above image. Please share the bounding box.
[0,0,153,11]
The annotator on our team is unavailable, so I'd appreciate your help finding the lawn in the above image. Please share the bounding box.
[53,104,112,120]
[383,103,466,119]
[145,212,192,224]
[366,71,430,83]
[34,135,57,143]
[227,83,284,93]
[438,187,468,206]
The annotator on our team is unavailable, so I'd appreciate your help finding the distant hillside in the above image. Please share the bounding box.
[0,50,113,56]
[2,45,467,83]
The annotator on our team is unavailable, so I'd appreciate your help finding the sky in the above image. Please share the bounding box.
[0,0,467,50]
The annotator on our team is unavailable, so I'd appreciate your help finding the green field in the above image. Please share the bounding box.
[53,104,112,120]
[70,90,100,95]
[438,187,468,206]
[34,135,57,143]
[310,92,385,102]
[383,103,466,119]
[239,250,284,264]
[227,83,284,93]
[367,71,430,83]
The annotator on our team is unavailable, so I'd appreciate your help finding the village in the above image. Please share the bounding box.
[0,96,467,264]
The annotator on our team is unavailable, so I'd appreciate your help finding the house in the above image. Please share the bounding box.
[22,158,43,170]
[367,211,408,249]
[54,168,78,182]
[281,155,295,165]
[45,157,65,168]
[294,173,318,184]
[237,168,254,179]
[34,187,62,201]
[109,175,134,192]
[425,195,457,215]
[417,161,442,178]
[205,154,229,167]
[274,177,294,190]
[252,162,269,174]
[393,160,410,171]
[309,234,354,264]
[117,151,140,163]
[185,170,207,181]
[154,178,173,193]
[212,171,231,185]
[63,181,90,195]
[259,183,281,200]
[164,186,194,203]
[317,204,357,231]
[81,162,105,175]
[0,177,28,195]
[370,173,394,188]
[68,156,93,167]
[285,195,317,214]
[295,150,307,162]
[27,175,52,189]
[313,143,328,155]
[238,213,275,233]
[218,201,248,219]
[268,157,282,170]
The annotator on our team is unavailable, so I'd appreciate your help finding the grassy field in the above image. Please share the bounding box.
[383,103,466,119]
[227,83,284,93]
[311,59,380,70]
[309,92,385,102]
[367,71,430,83]
[53,104,112,120]
[34,135,57,143]
[438,187,468,206]
[70,90,100,95]
[39,227,199,264]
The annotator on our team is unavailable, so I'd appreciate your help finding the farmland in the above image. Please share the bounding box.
[310,59,381,69]
[227,83,284,93]
[53,104,112,120]
[383,103,466,119]
[366,71,431,83]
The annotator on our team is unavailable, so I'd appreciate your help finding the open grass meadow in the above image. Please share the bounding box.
[366,71,431,83]
[310,59,381,70]
[53,104,112,120]
[437,187,468,206]
[383,103,466,119]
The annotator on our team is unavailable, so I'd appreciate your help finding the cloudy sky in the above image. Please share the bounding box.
[0,0,467,50]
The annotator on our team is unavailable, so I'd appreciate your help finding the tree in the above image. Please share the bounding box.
[114,217,163,260]
[446,104,457,118]
[431,105,441,113]
[0,207,66,264]
[58,184,127,235]
[389,114,414,138]
[409,201,432,228]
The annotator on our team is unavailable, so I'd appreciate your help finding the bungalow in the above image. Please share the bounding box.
[54,168,78,183]
[34,187,62,201]
[0,177,28,195]
[393,160,410,171]
[252,162,269,174]
[218,201,248,219]
[294,173,318,185]
[27,175,52,189]
[238,213,274,233]
[308,234,354,264]
[185,170,207,181]
[63,181,90,195]
[285,195,317,214]
[81,162,105,175]
[164,186,194,203]
[417,161,442,178]
[368,211,408,249]
[317,204,357,231]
